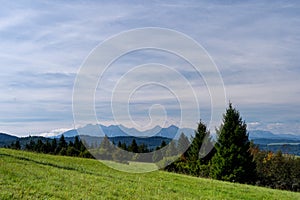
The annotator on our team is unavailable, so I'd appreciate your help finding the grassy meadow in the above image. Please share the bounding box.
[0,148,299,200]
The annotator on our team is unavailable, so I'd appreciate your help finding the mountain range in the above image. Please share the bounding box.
[248,130,300,140]
[59,124,300,141]
[2,124,300,141]
[58,124,195,140]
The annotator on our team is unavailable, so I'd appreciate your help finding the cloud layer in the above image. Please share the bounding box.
[0,1,300,135]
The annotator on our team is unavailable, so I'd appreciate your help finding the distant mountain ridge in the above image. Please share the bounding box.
[59,124,300,141]
[2,127,300,141]
[0,133,18,147]
[58,124,195,140]
[249,130,300,140]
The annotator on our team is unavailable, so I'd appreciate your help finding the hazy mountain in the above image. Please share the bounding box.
[58,125,300,142]
[58,124,195,139]
[58,124,129,138]
[249,130,300,140]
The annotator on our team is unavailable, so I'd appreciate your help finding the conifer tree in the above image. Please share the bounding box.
[117,141,122,148]
[98,136,112,159]
[74,136,81,150]
[15,140,21,150]
[210,103,256,184]
[58,135,67,149]
[165,140,177,157]
[177,132,190,158]
[160,140,167,149]
[129,139,138,153]
[186,121,211,163]
[99,136,112,151]
[51,138,57,153]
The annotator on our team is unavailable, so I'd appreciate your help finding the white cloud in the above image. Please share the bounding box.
[0,1,300,135]
[39,128,72,137]
[248,122,261,130]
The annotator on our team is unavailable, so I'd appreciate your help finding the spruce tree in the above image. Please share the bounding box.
[58,135,67,149]
[129,139,138,153]
[74,136,81,150]
[177,132,190,158]
[186,121,211,163]
[210,103,256,184]
[15,140,21,150]
[165,140,177,157]
[51,139,57,154]
[160,141,167,148]
[98,136,112,159]
[117,141,122,148]
[99,136,112,150]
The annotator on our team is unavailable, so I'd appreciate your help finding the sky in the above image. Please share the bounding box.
[0,0,300,137]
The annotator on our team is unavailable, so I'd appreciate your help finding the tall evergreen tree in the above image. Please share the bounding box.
[186,121,212,163]
[210,103,256,184]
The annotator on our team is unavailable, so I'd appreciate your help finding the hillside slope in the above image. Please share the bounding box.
[0,133,18,147]
[0,149,299,200]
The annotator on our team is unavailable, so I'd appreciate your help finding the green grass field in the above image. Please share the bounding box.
[0,148,299,200]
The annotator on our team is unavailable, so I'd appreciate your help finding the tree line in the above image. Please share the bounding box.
[87,135,187,163]
[9,135,93,158]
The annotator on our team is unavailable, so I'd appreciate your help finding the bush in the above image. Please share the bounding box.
[253,150,300,191]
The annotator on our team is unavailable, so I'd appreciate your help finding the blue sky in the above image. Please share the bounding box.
[0,0,300,136]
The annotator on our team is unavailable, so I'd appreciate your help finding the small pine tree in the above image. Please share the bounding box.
[165,140,177,157]
[177,132,190,158]
[160,141,167,148]
[121,142,127,151]
[98,136,112,160]
[138,143,148,153]
[27,139,36,151]
[58,135,67,150]
[117,141,122,148]
[15,140,21,150]
[74,136,81,150]
[99,136,112,150]
[45,140,51,153]
[210,103,256,184]
[129,139,138,153]
[51,139,57,154]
